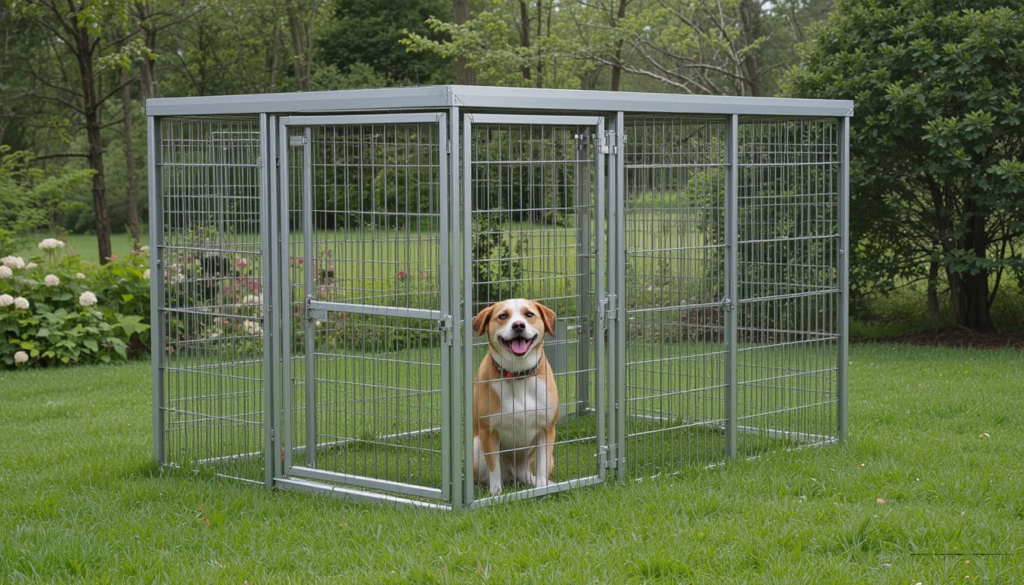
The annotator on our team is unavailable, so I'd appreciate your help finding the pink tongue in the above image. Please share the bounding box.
[510,338,530,354]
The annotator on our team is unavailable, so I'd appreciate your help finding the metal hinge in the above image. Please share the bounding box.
[597,130,617,155]
[439,315,454,346]
[599,444,618,469]
[721,297,735,312]
[289,135,307,147]
[446,140,451,154]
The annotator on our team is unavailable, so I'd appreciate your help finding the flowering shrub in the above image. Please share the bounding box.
[0,240,150,369]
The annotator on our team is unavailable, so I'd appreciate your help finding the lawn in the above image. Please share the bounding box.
[1,343,1022,583]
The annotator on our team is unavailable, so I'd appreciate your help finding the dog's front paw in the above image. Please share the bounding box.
[489,482,503,495]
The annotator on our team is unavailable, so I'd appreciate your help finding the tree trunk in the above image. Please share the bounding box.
[927,259,941,328]
[74,26,112,264]
[452,0,476,84]
[518,1,531,82]
[136,1,158,99]
[609,0,629,91]
[737,0,762,96]
[286,0,310,90]
[948,206,995,332]
[120,68,141,247]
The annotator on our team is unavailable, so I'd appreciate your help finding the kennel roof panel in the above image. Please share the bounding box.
[146,85,854,118]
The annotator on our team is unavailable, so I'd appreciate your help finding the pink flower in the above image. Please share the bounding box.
[236,258,248,268]
[397,270,408,279]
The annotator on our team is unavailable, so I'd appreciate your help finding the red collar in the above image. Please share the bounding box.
[491,354,539,379]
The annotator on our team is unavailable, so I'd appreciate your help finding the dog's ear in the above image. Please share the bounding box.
[533,301,556,338]
[472,304,495,337]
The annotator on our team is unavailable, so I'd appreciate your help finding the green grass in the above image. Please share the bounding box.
[3,344,1023,583]
[14,232,142,264]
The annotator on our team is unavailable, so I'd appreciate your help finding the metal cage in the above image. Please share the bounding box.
[147,86,852,509]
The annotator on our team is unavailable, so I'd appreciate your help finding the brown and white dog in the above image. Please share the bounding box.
[472,299,559,495]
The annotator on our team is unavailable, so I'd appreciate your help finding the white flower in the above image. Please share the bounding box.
[242,319,262,336]
[143,269,151,280]
[0,294,13,307]
[1,256,25,269]
[25,262,36,269]
[79,291,98,307]
[0,266,11,279]
[38,238,65,251]
[44,274,60,287]
[75,273,86,279]
[242,294,262,305]
[140,246,150,253]
[13,297,29,310]
[14,351,28,364]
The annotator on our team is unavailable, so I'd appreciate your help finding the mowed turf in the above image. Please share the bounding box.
[1,343,1022,583]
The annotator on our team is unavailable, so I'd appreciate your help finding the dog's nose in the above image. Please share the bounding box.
[511,320,525,332]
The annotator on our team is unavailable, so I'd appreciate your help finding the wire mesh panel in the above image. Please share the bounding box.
[735,117,841,454]
[622,116,730,474]
[464,115,606,505]
[281,115,449,501]
[156,116,266,482]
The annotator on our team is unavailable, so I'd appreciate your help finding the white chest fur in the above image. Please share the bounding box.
[490,375,553,450]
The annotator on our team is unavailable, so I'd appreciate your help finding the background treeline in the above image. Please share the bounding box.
[3,0,1024,335]
[0,0,830,257]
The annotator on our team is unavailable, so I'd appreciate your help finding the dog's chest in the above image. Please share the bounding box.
[491,376,552,448]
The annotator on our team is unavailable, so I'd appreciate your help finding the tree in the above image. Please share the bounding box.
[787,0,1024,332]
[5,0,139,264]
[405,0,600,88]
[316,0,453,86]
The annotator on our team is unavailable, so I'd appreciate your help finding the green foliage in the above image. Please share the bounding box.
[787,0,1024,330]
[471,215,527,312]
[316,0,454,86]
[0,146,95,255]
[0,241,150,368]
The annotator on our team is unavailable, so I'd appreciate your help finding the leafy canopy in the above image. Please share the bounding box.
[787,0,1024,329]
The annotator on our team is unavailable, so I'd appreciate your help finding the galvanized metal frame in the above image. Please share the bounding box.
[147,86,852,509]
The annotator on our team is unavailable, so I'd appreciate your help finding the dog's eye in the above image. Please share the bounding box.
[497,313,508,320]
[524,311,535,318]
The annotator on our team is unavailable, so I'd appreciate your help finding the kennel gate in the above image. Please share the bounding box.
[148,86,852,509]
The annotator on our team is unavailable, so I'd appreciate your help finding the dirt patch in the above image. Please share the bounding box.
[863,328,1024,350]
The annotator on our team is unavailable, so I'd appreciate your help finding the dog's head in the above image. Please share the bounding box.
[472,299,556,369]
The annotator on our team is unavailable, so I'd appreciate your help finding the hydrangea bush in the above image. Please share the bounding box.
[0,240,150,368]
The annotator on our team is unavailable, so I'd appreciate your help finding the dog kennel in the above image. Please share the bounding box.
[147,86,852,509]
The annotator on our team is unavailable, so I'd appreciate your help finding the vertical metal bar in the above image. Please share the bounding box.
[302,127,316,468]
[278,118,294,472]
[147,114,164,466]
[593,119,606,481]
[462,114,475,506]
[259,113,275,487]
[437,113,452,501]
[837,116,850,442]
[271,116,285,481]
[725,114,739,460]
[576,134,592,416]
[448,106,464,509]
[613,111,627,481]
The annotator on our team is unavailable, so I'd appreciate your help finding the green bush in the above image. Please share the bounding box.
[0,239,150,368]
